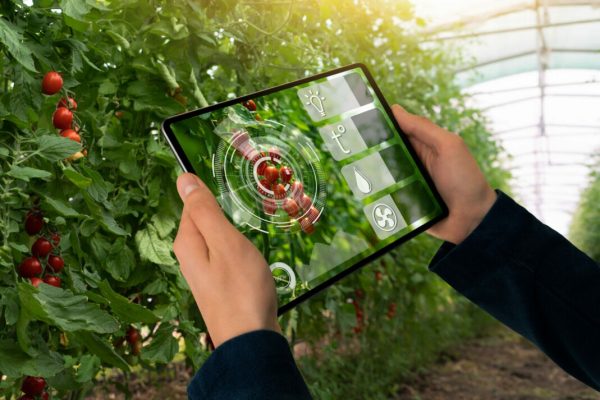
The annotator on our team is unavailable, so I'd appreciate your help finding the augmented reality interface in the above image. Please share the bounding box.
[169,67,444,307]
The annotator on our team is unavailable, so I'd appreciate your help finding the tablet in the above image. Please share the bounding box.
[162,64,447,314]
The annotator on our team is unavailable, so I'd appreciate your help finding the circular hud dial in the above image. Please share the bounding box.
[213,128,326,234]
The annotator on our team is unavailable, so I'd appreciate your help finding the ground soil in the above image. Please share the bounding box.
[394,325,599,400]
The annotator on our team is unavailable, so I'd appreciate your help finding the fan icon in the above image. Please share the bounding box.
[372,204,397,232]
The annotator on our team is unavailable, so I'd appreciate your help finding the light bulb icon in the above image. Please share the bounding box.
[305,89,326,117]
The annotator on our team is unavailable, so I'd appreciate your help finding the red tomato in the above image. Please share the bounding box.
[57,97,77,110]
[262,198,277,215]
[50,231,61,246]
[30,277,43,288]
[282,198,300,217]
[18,257,42,278]
[32,237,53,257]
[41,71,63,95]
[257,179,271,196]
[53,107,73,130]
[291,181,304,202]
[60,129,81,143]
[47,254,64,273]
[299,194,312,210]
[279,166,293,183]
[43,275,61,288]
[126,326,140,344]
[299,217,315,235]
[256,161,268,176]
[25,213,44,235]
[21,376,46,395]
[242,99,257,111]
[264,166,279,183]
[306,206,320,223]
[272,183,286,199]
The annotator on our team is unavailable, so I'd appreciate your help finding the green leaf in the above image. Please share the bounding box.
[0,340,64,378]
[36,136,82,162]
[75,354,101,383]
[151,213,176,239]
[97,281,159,324]
[59,0,91,20]
[43,196,81,217]
[105,239,134,281]
[0,19,36,72]
[7,166,52,181]
[99,210,128,236]
[76,331,130,371]
[17,283,119,334]
[135,224,177,266]
[141,324,179,364]
[64,167,92,189]
[142,278,168,295]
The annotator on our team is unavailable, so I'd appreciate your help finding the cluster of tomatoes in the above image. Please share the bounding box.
[42,71,86,161]
[17,207,64,288]
[19,376,49,400]
[234,100,321,234]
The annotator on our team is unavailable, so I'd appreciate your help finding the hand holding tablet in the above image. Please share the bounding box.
[162,64,448,313]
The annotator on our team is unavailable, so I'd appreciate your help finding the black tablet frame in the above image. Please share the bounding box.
[161,63,449,315]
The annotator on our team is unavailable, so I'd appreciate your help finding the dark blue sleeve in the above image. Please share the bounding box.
[188,329,312,399]
[429,190,600,391]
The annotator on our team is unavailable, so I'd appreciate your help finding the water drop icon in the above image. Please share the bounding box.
[354,167,372,194]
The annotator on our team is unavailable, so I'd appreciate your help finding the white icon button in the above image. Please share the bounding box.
[331,124,350,154]
[269,262,296,294]
[304,89,326,117]
[354,167,372,194]
[372,204,397,231]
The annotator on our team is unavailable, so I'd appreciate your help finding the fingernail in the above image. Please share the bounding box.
[177,174,200,200]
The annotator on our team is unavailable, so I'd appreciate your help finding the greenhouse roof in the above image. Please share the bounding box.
[415,0,600,234]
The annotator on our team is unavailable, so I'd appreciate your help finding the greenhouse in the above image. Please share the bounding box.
[0,1,598,399]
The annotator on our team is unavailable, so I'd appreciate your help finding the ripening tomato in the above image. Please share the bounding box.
[30,277,43,288]
[21,376,46,395]
[53,107,73,130]
[47,254,64,273]
[282,198,300,217]
[262,198,277,215]
[279,166,293,183]
[299,217,315,235]
[264,166,279,184]
[43,275,61,288]
[272,183,286,199]
[291,181,304,202]
[32,237,53,257]
[41,71,63,95]
[18,257,42,278]
[242,99,257,111]
[57,97,77,110]
[60,129,81,143]
[126,326,140,344]
[299,194,312,210]
[50,231,61,247]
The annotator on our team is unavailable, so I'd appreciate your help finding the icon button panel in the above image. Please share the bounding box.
[340,152,395,200]
[363,195,407,240]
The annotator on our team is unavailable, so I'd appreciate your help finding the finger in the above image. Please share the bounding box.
[406,134,429,162]
[391,104,449,149]
[177,173,238,245]
[173,207,209,264]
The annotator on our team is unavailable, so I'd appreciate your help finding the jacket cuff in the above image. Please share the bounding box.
[428,190,532,292]
[188,329,311,399]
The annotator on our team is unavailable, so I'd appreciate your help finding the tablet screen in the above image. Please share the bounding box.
[163,65,446,312]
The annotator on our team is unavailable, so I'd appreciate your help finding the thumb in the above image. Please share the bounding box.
[177,173,237,244]
[391,104,447,150]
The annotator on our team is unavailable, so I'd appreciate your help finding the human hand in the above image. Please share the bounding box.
[174,173,280,347]
[392,105,497,245]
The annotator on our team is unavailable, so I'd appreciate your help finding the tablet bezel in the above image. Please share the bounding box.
[161,63,449,315]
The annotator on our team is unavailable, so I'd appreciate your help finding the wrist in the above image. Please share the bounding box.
[461,188,497,243]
